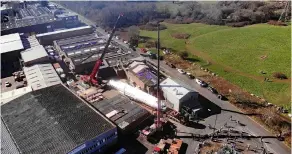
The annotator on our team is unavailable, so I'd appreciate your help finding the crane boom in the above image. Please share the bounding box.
[81,14,123,85]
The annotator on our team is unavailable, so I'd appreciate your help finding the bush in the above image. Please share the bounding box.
[267,20,288,26]
[272,72,288,79]
[164,17,194,24]
[145,40,157,48]
[171,33,190,39]
[179,51,189,59]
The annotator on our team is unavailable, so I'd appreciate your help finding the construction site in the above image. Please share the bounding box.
[2,1,289,153]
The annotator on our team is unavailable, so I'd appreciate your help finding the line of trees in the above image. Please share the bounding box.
[56,1,290,28]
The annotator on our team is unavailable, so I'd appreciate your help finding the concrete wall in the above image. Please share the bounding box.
[23,56,50,67]
[162,90,180,112]
[68,127,118,154]
[127,71,146,90]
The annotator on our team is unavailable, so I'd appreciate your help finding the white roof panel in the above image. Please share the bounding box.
[23,64,62,90]
[36,26,91,37]
[132,65,148,74]
[160,78,190,100]
[1,86,32,105]
[21,45,48,62]
[0,33,24,54]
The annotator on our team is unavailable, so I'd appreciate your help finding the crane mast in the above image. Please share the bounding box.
[81,14,123,85]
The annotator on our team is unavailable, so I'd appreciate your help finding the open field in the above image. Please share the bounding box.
[139,23,291,110]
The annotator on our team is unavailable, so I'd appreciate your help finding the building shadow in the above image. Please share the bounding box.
[197,94,222,119]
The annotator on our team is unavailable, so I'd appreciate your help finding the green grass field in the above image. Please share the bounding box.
[139,22,291,110]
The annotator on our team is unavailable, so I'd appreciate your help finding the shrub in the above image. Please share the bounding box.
[179,51,189,59]
[145,40,156,48]
[272,72,288,79]
[267,20,288,26]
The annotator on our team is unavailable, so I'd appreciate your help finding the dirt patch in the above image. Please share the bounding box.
[200,141,222,154]
[267,20,288,26]
[259,55,268,60]
[171,33,190,39]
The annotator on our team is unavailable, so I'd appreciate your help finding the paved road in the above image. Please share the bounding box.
[146,57,290,154]
[52,3,290,154]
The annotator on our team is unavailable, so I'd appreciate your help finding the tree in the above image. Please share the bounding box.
[128,26,140,47]
[179,51,189,59]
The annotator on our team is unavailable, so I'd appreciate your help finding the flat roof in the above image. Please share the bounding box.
[23,63,62,90]
[36,26,92,37]
[92,94,149,130]
[1,86,32,105]
[20,45,48,62]
[0,33,24,54]
[1,84,116,154]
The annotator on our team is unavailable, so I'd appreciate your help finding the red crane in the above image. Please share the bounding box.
[80,14,123,85]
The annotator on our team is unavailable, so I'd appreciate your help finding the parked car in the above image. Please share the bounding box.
[195,79,208,87]
[16,84,25,89]
[207,86,218,94]
[186,72,195,79]
[177,69,186,74]
[5,81,11,87]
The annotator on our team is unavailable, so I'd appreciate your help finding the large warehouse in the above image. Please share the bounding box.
[1,84,117,154]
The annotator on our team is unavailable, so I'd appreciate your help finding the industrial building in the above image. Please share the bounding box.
[55,12,80,28]
[36,26,94,45]
[23,63,62,90]
[1,84,118,154]
[1,2,55,35]
[20,45,50,66]
[126,60,158,93]
[92,94,151,133]
[1,33,25,78]
[160,78,200,112]
[53,33,139,79]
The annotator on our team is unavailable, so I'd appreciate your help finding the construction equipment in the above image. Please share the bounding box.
[166,105,200,125]
[80,14,123,86]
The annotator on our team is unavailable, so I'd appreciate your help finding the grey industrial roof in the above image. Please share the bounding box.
[1,84,115,154]
[0,33,24,54]
[1,15,55,31]
[23,63,62,90]
[92,94,149,130]
[1,119,20,154]
[21,45,48,62]
[36,25,92,37]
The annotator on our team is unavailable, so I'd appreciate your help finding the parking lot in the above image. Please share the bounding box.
[1,76,26,93]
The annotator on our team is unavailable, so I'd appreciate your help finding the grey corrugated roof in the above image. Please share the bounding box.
[92,94,149,130]
[1,84,115,154]
[1,119,20,154]
[21,45,48,63]
[23,63,62,90]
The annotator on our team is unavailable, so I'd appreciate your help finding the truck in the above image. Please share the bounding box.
[165,105,200,125]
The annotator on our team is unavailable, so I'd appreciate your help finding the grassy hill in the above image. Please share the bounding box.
[139,23,291,110]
